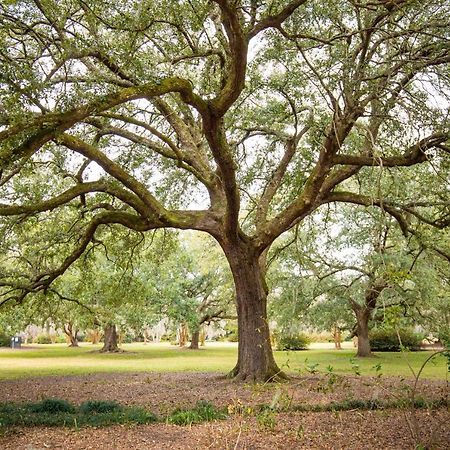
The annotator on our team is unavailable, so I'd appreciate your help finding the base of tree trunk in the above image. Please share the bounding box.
[356,336,372,357]
[100,324,121,352]
[227,364,288,382]
[189,330,200,350]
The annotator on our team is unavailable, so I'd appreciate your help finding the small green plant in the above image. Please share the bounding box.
[316,365,343,393]
[349,358,361,376]
[256,408,276,431]
[277,333,311,351]
[304,358,320,374]
[372,363,383,378]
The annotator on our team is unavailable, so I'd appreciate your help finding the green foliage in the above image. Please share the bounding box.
[256,408,277,431]
[224,323,238,342]
[277,333,311,351]
[36,334,52,344]
[79,400,122,414]
[290,398,448,413]
[0,333,10,347]
[0,400,157,429]
[438,331,450,372]
[167,401,227,426]
[369,328,423,352]
[28,399,75,414]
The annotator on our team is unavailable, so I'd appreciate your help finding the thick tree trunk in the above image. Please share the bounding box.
[189,329,200,350]
[100,324,120,352]
[355,308,372,357]
[351,280,386,357]
[225,242,284,382]
[63,323,79,347]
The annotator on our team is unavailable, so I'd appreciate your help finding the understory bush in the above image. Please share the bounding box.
[306,332,334,343]
[369,328,423,352]
[276,333,311,351]
[224,323,238,342]
[36,334,53,344]
[0,333,10,347]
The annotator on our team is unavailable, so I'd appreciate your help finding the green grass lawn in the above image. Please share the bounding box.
[0,342,447,380]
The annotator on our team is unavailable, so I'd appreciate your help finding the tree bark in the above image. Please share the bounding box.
[179,322,188,347]
[89,328,102,344]
[224,242,284,381]
[100,324,120,352]
[354,307,372,357]
[63,323,79,347]
[189,329,200,350]
[200,327,206,346]
[351,279,387,357]
[143,328,149,345]
[333,326,342,350]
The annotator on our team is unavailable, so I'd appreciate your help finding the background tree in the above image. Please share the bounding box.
[0,0,449,380]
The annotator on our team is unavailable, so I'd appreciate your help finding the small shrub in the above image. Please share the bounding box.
[79,400,122,414]
[369,328,423,352]
[36,334,52,344]
[224,323,238,342]
[160,333,176,342]
[55,335,67,344]
[0,333,10,347]
[123,407,158,424]
[277,333,311,351]
[28,399,75,414]
[256,408,277,431]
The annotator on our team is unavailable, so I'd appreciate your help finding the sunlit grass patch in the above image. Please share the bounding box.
[0,342,447,380]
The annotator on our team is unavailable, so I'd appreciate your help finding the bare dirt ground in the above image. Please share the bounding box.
[0,372,449,449]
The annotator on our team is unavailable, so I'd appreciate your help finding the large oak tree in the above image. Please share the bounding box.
[0,0,449,380]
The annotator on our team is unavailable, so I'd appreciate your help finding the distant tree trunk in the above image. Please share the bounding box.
[199,327,206,346]
[64,323,79,347]
[189,329,200,349]
[89,328,102,344]
[333,326,342,350]
[100,324,120,352]
[143,328,149,345]
[179,323,188,348]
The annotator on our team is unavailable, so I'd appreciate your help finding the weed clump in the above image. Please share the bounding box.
[167,400,227,425]
[79,400,122,414]
[28,399,75,414]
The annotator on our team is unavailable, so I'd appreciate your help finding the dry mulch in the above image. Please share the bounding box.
[0,372,448,449]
